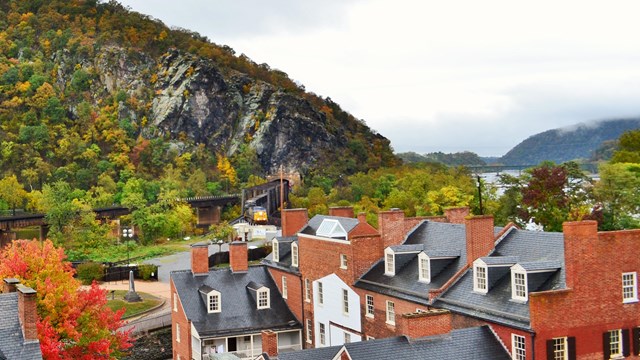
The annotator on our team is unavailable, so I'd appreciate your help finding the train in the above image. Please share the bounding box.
[244,200,268,225]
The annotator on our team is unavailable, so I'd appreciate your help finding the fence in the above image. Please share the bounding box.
[120,310,172,335]
[71,262,159,282]
[208,246,269,267]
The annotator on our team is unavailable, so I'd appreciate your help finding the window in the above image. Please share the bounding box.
[319,323,326,345]
[305,278,311,302]
[511,334,525,360]
[552,337,567,360]
[367,335,375,340]
[340,254,348,269]
[609,329,622,357]
[318,282,324,305]
[418,253,430,283]
[622,272,638,303]
[366,295,374,318]
[473,263,487,293]
[257,288,270,309]
[512,270,528,301]
[207,291,221,313]
[386,300,395,325]
[176,323,181,343]
[282,276,288,299]
[173,292,178,312]
[306,319,313,343]
[291,243,299,267]
[385,249,395,276]
[272,239,279,262]
[344,332,351,343]
[547,337,576,360]
[342,289,349,314]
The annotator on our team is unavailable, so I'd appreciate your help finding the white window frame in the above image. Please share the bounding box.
[511,334,526,360]
[173,292,178,312]
[176,323,181,342]
[291,243,299,267]
[207,290,221,314]
[306,319,313,344]
[257,288,270,309]
[511,266,528,301]
[365,294,374,318]
[318,281,324,305]
[272,239,279,262]
[622,272,638,303]
[609,329,622,357]
[319,323,326,345]
[385,248,395,276]
[344,332,351,344]
[305,278,311,302]
[552,337,568,360]
[418,252,430,283]
[386,300,395,325]
[473,260,488,294]
[340,254,348,269]
[342,289,349,314]
[282,276,288,299]
[366,335,375,340]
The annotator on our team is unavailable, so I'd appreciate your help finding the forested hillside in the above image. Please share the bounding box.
[0,0,398,195]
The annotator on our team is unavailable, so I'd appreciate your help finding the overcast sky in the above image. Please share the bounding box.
[117,0,640,156]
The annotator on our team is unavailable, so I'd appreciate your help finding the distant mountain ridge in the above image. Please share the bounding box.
[498,118,640,165]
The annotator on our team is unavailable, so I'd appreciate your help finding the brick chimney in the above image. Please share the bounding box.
[465,215,495,265]
[229,241,248,273]
[562,220,598,289]
[282,208,309,237]
[398,309,452,339]
[357,212,367,224]
[329,206,355,218]
[261,330,278,357]
[378,209,406,249]
[191,242,209,275]
[17,284,38,342]
[3,278,19,293]
[444,207,469,224]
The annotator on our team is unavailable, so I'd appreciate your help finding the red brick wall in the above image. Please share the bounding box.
[378,210,407,249]
[444,207,470,224]
[171,279,192,360]
[267,267,303,322]
[528,221,640,360]
[464,215,495,265]
[329,206,355,218]
[191,243,209,275]
[261,330,278,357]
[299,235,354,287]
[17,286,37,341]
[490,323,533,360]
[354,289,428,340]
[397,310,452,338]
[350,235,383,281]
[229,241,248,273]
[282,209,309,237]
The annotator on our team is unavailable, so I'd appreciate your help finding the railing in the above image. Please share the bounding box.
[120,310,171,335]
[202,349,261,360]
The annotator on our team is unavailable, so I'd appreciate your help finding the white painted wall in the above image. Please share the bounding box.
[313,273,362,347]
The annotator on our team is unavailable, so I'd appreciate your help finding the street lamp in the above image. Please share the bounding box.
[123,227,134,268]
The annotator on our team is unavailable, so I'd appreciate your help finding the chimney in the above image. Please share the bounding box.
[3,278,19,293]
[229,241,248,273]
[282,208,309,237]
[351,234,383,284]
[444,207,470,224]
[191,242,210,275]
[261,330,278,357]
[398,309,452,339]
[465,215,495,265]
[329,206,354,218]
[17,284,38,342]
[357,212,367,224]
[378,209,406,248]
[562,220,598,289]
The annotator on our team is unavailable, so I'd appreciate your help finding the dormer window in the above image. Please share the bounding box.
[291,243,299,267]
[207,290,221,313]
[473,263,488,293]
[473,256,518,294]
[511,266,528,302]
[385,248,395,276]
[509,261,561,302]
[272,239,279,262]
[257,288,270,309]
[316,219,348,239]
[418,252,430,283]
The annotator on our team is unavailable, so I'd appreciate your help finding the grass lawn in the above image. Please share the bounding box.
[106,290,163,318]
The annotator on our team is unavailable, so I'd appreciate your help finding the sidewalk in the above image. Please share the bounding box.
[99,280,171,302]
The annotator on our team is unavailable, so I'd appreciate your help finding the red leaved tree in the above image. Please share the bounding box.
[0,239,133,359]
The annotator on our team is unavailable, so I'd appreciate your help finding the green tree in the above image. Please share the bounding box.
[594,162,640,230]
[0,175,27,214]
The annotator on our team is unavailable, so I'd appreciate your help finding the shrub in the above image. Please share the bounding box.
[76,262,104,285]
[137,264,158,281]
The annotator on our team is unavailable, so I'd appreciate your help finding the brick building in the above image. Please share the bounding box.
[0,278,42,360]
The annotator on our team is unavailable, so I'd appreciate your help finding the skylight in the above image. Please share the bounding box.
[316,219,348,239]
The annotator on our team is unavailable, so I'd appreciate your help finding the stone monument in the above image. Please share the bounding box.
[124,270,142,302]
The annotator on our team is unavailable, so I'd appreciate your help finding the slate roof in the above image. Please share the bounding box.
[262,236,300,274]
[300,215,360,237]
[0,292,42,360]
[354,221,469,305]
[271,326,510,360]
[171,265,301,338]
[435,227,565,330]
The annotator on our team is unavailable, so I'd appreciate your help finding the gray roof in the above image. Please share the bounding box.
[300,215,359,237]
[435,227,565,330]
[275,326,510,360]
[0,293,42,360]
[479,256,519,265]
[262,237,300,274]
[355,221,468,304]
[171,265,301,338]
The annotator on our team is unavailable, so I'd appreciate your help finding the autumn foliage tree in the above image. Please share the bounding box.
[0,239,133,359]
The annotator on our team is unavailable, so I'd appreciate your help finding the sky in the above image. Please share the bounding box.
[117,0,640,157]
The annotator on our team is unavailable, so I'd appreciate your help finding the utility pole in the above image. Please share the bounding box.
[477,175,484,215]
[280,165,286,231]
